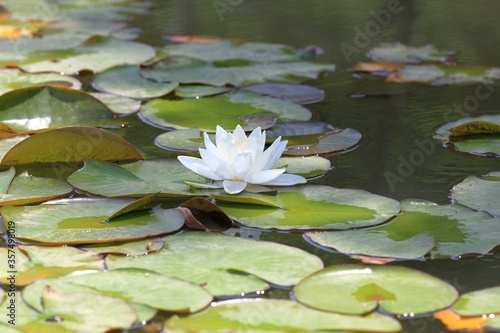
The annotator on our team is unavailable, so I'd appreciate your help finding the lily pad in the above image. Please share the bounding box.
[154,128,208,152]
[451,171,500,216]
[436,114,500,156]
[0,245,103,286]
[0,197,185,244]
[0,168,72,206]
[139,91,311,132]
[23,269,213,314]
[283,128,363,156]
[89,92,141,115]
[241,83,325,104]
[0,68,81,96]
[0,85,125,131]
[217,185,401,230]
[164,299,402,333]
[93,65,178,99]
[452,286,500,317]
[67,159,207,198]
[294,264,458,315]
[305,199,500,259]
[1,126,143,165]
[105,232,324,296]
[175,84,232,98]
[367,43,454,64]
[274,156,332,178]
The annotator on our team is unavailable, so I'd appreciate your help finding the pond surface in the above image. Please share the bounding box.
[122,1,499,331]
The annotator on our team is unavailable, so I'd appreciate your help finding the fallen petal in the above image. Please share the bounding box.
[223,179,247,194]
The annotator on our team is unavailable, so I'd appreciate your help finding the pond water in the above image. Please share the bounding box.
[117,1,500,331]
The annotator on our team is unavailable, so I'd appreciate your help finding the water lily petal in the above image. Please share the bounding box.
[233,124,248,142]
[203,131,219,156]
[177,156,224,180]
[251,137,286,173]
[233,151,253,177]
[199,148,232,179]
[262,173,307,186]
[246,168,285,184]
[223,179,247,194]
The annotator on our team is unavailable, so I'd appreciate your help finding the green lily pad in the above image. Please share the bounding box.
[452,286,500,317]
[436,114,500,156]
[0,168,72,206]
[140,91,311,132]
[451,171,500,216]
[395,65,500,85]
[93,65,178,99]
[305,199,500,259]
[0,127,144,165]
[241,83,325,104]
[105,232,323,296]
[0,288,136,333]
[0,85,125,131]
[164,299,402,333]
[67,159,207,198]
[217,185,400,230]
[0,69,81,96]
[23,268,213,314]
[274,156,332,178]
[294,264,458,315]
[0,245,103,286]
[367,43,453,64]
[89,92,141,115]
[5,35,155,74]
[46,19,140,40]
[154,128,208,152]
[0,197,185,244]
[175,84,232,98]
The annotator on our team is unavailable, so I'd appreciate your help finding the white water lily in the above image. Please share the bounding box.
[178,125,307,194]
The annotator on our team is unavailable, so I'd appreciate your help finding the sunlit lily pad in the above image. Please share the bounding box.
[164,299,402,333]
[0,197,185,244]
[1,126,143,165]
[0,289,136,333]
[23,269,213,314]
[274,156,332,178]
[452,286,500,317]
[154,128,208,152]
[67,159,206,198]
[436,114,500,155]
[294,264,458,315]
[451,171,500,216]
[241,83,325,104]
[0,68,81,96]
[217,185,401,230]
[140,91,311,132]
[367,43,454,64]
[175,84,232,98]
[93,65,178,99]
[283,128,363,156]
[89,92,141,115]
[105,232,323,296]
[0,245,103,286]
[305,199,500,259]
[0,167,72,206]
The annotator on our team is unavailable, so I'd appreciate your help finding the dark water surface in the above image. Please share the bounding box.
[123,1,499,332]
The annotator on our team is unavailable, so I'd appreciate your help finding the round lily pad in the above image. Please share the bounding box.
[0,197,185,244]
[367,43,453,64]
[294,264,458,315]
[93,65,178,99]
[139,90,311,132]
[164,299,402,332]
[217,185,401,230]
[451,171,500,216]
[0,68,81,96]
[241,83,325,104]
[154,128,207,152]
[105,232,324,296]
[305,199,500,260]
[452,286,500,317]
[283,128,363,156]
[274,156,332,178]
[175,84,232,98]
[90,92,141,115]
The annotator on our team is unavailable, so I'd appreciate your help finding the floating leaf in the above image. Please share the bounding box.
[0,85,124,131]
[452,286,500,317]
[139,91,311,132]
[306,199,500,259]
[366,43,453,64]
[241,83,325,104]
[283,128,363,156]
[89,92,141,115]
[93,65,178,99]
[0,168,72,206]
[175,84,232,98]
[164,299,402,332]
[106,232,323,296]
[67,159,206,198]
[23,269,213,314]
[436,114,500,156]
[217,185,400,230]
[1,126,143,165]
[0,68,81,96]
[274,156,332,178]
[179,197,233,231]
[154,128,207,152]
[0,245,103,286]
[451,171,500,216]
[294,264,458,315]
[0,197,185,244]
